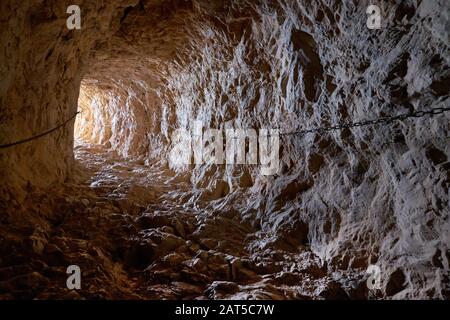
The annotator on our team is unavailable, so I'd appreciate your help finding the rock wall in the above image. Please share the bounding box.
[1,0,449,298]
[157,0,450,298]
[0,0,139,199]
[75,80,162,159]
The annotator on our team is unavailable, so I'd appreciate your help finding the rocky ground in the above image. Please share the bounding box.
[0,144,370,300]
[1,0,449,300]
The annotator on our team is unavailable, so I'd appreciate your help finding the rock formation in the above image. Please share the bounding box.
[0,0,449,299]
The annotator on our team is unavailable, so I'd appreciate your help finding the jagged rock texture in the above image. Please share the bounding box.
[1,0,449,299]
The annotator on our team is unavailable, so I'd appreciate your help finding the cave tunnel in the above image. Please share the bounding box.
[0,0,449,301]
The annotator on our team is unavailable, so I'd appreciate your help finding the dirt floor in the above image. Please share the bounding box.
[0,143,369,300]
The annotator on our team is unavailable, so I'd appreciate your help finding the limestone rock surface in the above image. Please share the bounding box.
[1,0,449,299]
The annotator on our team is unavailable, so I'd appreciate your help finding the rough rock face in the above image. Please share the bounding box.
[1,0,449,299]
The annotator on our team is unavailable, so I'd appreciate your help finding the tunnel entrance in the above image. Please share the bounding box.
[74,81,112,146]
